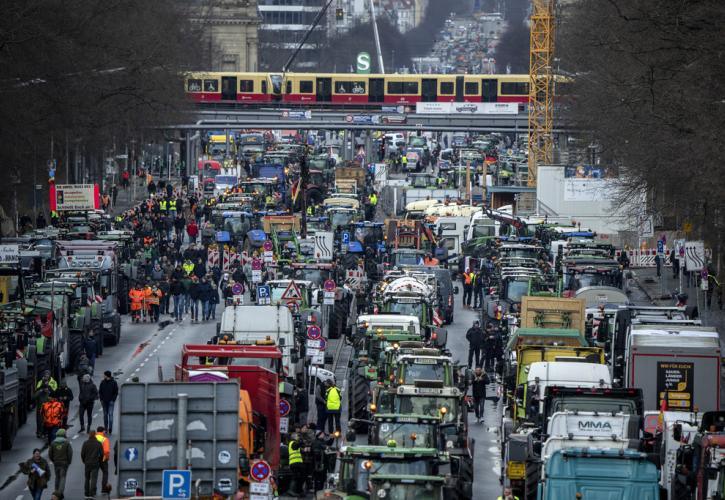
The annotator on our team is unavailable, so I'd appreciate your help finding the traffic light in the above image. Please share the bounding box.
[336,8,344,21]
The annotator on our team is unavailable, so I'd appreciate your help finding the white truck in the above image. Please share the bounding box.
[526,361,612,415]
[218,304,303,385]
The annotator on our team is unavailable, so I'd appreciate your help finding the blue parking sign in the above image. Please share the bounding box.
[342,232,350,244]
[657,239,664,255]
[257,284,271,305]
[162,470,191,499]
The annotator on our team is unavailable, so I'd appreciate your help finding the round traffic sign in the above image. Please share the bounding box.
[263,240,273,252]
[251,258,262,271]
[250,460,271,482]
[231,283,243,295]
[307,325,321,340]
[287,302,300,313]
[279,398,291,417]
[317,337,327,350]
[323,279,336,292]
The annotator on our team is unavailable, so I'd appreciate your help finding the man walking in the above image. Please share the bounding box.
[81,431,103,499]
[95,426,111,492]
[99,371,119,434]
[20,448,51,500]
[34,370,57,438]
[41,395,65,445]
[54,380,74,427]
[465,320,484,368]
[471,367,490,424]
[49,428,73,500]
[324,379,342,434]
[462,268,474,308]
[78,374,98,432]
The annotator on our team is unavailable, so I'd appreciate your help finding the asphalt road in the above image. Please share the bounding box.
[0,309,218,500]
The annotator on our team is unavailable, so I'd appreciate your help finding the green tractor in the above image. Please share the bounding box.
[318,445,449,500]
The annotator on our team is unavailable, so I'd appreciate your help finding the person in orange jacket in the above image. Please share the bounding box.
[142,284,153,322]
[128,284,145,323]
[95,426,111,491]
[147,285,163,322]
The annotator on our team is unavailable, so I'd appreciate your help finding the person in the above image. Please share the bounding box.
[95,426,111,491]
[670,249,680,278]
[186,219,199,243]
[324,379,342,434]
[422,253,439,267]
[465,320,484,368]
[99,371,119,434]
[83,332,98,370]
[35,370,57,438]
[36,212,47,229]
[78,373,99,432]
[311,430,332,491]
[129,283,145,322]
[148,284,163,322]
[483,324,498,372]
[315,379,328,433]
[654,253,662,278]
[498,486,519,500]
[287,432,306,497]
[20,448,51,500]
[471,367,490,424]
[473,269,484,308]
[111,184,119,206]
[53,380,74,427]
[81,431,103,499]
[170,278,184,321]
[188,275,201,322]
[41,395,65,445]
[462,268,474,308]
[49,428,73,500]
[199,277,215,321]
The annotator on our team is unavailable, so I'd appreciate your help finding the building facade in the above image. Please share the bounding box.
[192,0,261,72]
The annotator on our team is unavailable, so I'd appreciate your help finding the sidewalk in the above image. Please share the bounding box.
[633,267,725,333]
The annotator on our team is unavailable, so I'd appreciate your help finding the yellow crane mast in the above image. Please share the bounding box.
[527,0,556,188]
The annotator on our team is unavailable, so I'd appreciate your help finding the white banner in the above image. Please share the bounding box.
[0,244,19,264]
[415,102,519,115]
[563,178,613,202]
[55,184,97,211]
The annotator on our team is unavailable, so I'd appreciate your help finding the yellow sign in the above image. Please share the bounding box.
[683,222,693,233]
[508,461,526,479]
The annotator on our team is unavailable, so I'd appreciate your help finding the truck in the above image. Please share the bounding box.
[538,448,659,500]
[625,325,721,412]
[671,411,725,500]
[175,344,282,476]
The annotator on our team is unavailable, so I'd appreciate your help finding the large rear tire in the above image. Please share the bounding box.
[348,370,369,433]
[1,405,18,450]
[68,333,84,373]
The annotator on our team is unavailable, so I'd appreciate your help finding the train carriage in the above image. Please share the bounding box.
[184,72,531,106]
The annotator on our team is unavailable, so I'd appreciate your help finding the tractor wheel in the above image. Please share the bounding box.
[68,333,84,373]
[348,371,370,433]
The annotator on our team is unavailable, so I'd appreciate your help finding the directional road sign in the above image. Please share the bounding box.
[162,470,191,499]
[323,279,336,292]
[250,460,271,482]
[306,325,322,340]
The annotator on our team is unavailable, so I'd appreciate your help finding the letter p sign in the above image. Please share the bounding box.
[162,469,191,499]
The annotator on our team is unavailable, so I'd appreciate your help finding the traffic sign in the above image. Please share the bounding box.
[307,324,322,340]
[305,337,327,350]
[263,240,273,252]
[287,301,300,314]
[323,279,336,292]
[342,231,350,245]
[279,398,291,417]
[250,460,271,482]
[257,285,271,305]
[251,269,262,283]
[232,283,243,295]
[280,280,303,301]
[162,470,191,499]
[657,240,664,255]
[124,447,139,462]
[251,258,262,271]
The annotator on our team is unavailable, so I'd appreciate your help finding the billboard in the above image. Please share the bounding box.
[415,102,519,115]
[50,184,100,211]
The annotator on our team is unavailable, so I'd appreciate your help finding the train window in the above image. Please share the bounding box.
[299,80,313,93]
[464,82,479,95]
[187,79,202,92]
[387,81,403,94]
[440,82,454,95]
[336,81,366,94]
[204,79,219,92]
[501,81,529,95]
[286,80,292,94]
[239,80,254,93]
[403,81,418,94]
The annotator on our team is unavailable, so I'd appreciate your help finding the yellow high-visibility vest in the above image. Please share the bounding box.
[288,441,302,465]
[326,386,341,411]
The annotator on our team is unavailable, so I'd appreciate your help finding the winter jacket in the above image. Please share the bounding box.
[81,434,104,466]
[49,436,73,466]
[170,280,184,296]
[99,378,119,403]
[188,282,201,300]
[471,373,490,399]
[465,326,484,348]
[78,380,99,404]
[198,282,214,302]
[21,457,50,490]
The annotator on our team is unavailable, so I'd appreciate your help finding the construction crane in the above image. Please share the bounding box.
[527,0,556,188]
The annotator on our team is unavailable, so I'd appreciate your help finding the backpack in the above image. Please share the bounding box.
[42,401,63,427]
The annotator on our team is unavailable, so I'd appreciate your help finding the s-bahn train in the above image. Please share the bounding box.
[185,72,531,106]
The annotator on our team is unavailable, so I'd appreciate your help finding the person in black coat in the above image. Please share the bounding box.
[465,321,484,368]
[470,367,490,424]
[170,278,185,321]
[198,278,215,321]
[188,277,201,322]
